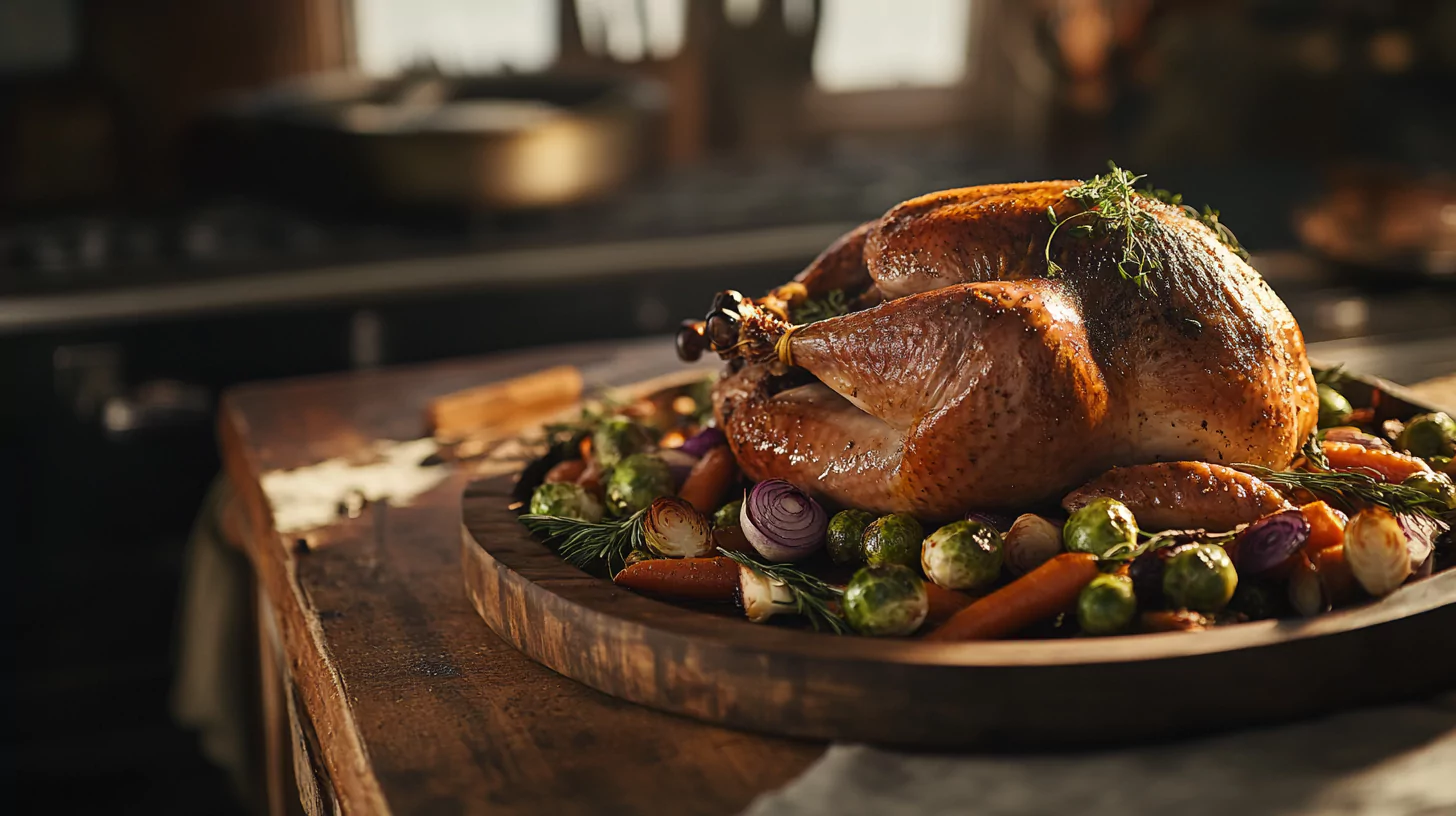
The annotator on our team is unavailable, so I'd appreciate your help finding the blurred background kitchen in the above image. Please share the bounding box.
[4,0,1455,811]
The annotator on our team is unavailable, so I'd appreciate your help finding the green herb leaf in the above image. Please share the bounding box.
[718,548,850,634]
[790,289,852,325]
[520,509,646,572]
[1234,464,1452,523]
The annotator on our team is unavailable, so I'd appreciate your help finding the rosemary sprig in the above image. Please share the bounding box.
[717,548,849,634]
[520,510,645,572]
[790,289,851,325]
[1100,526,1243,563]
[1235,464,1451,523]
[1046,161,1163,290]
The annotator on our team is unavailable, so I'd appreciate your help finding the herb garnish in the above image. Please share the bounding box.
[520,510,646,572]
[791,289,851,325]
[1045,161,1250,290]
[1100,526,1243,563]
[1235,463,1451,523]
[718,548,849,633]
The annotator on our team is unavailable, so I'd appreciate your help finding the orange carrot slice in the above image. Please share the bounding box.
[678,445,739,514]
[924,553,1100,642]
[1322,441,1432,483]
[1299,501,1348,554]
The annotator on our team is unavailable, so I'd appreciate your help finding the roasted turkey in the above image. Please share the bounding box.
[677,180,1319,520]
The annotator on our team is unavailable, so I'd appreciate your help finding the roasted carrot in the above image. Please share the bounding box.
[924,553,1100,642]
[924,582,976,624]
[576,459,606,497]
[1299,501,1347,554]
[1322,441,1432,483]
[544,458,587,484]
[1312,544,1358,605]
[613,556,740,601]
[1139,609,1211,632]
[678,445,739,514]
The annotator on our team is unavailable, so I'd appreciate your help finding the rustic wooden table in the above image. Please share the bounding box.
[218,338,822,816]
[217,334,1456,816]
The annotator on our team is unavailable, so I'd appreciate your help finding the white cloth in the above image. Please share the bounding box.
[744,693,1456,816]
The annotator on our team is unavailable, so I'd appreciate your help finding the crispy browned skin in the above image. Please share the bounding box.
[1061,462,1292,531]
[713,181,1319,519]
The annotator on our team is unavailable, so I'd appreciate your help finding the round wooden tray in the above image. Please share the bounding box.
[462,472,1456,750]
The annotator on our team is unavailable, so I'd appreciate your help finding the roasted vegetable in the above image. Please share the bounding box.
[641,497,715,558]
[1397,412,1456,459]
[1076,573,1137,635]
[1402,471,1456,511]
[1162,543,1238,613]
[920,520,1004,590]
[544,458,588,484]
[842,564,930,637]
[529,482,604,522]
[1317,384,1354,428]
[677,426,727,458]
[678,445,739,513]
[740,479,828,562]
[613,556,739,599]
[592,416,653,468]
[825,509,877,566]
[1299,501,1348,554]
[1003,514,1064,575]
[712,498,744,529]
[1345,507,1412,596]
[1063,497,1138,558]
[926,553,1101,642]
[862,513,925,569]
[1322,441,1433,483]
[1226,579,1286,621]
[1233,510,1309,577]
[604,453,676,515]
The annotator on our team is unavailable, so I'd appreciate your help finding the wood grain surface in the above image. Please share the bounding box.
[460,372,1456,749]
[220,339,821,816]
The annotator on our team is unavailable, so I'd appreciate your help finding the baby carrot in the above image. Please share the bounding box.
[544,458,587,484]
[678,445,739,514]
[923,582,976,624]
[1322,441,1432,483]
[613,556,739,601]
[924,553,1100,642]
[1299,501,1347,554]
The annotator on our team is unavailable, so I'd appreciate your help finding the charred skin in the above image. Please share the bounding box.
[699,182,1319,521]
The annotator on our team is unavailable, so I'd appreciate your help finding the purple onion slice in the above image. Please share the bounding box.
[1234,510,1310,576]
[678,427,727,458]
[740,479,828,562]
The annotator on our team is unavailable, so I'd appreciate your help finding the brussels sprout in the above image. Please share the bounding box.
[1317,384,1354,429]
[1397,412,1456,459]
[862,513,924,569]
[592,416,653,468]
[712,498,745,529]
[1430,456,1455,477]
[921,520,1003,590]
[825,509,877,566]
[604,453,675,515]
[1162,543,1238,613]
[1076,573,1137,635]
[1064,498,1139,558]
[528,482,604,522]
[842,564,929,637]
[1403,471,1456,511]
[624,549,655,568]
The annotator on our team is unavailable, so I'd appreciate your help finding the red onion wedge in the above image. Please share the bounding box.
[678,427,727,458]
[642,497,715,558]
[1234,510,1310,576]
[740,479,828,562]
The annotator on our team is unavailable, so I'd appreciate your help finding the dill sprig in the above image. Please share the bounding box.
[1235,464,1451,523]
[1046,161,1164,290]
[791,289,851,325]
[718,548,849,634]
[520,510,646,572]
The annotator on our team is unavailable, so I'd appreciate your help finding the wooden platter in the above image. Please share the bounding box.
[461,372,1456,749]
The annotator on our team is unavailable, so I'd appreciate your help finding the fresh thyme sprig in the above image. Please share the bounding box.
[1142,188,1250,261]
[1046,161,1164,290]
[1235,463,1451,523]
[790,289,851,325]
[520,510,646,572]
[1046,161,1252,291]
[718,548,849,634]
[1099,526,1243,563]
